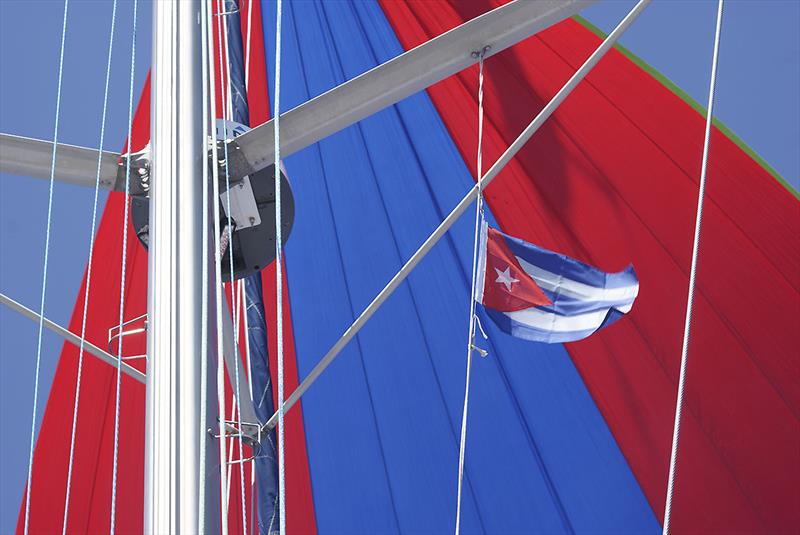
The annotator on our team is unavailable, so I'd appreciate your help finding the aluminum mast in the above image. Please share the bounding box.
[144,1,219,532]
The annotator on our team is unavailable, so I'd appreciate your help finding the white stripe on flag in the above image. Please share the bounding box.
[506,306,613,333]
[517,257,639,304]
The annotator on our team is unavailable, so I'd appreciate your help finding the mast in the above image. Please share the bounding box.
[145,1,218,532]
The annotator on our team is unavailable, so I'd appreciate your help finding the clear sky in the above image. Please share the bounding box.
[0,0,797,530]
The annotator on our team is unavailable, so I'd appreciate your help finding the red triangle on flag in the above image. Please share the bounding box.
[481,227,551,312]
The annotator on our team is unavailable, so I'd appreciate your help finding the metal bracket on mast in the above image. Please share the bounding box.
[108,312,148,361]
[122,126,296,282]
[115,145,151,197]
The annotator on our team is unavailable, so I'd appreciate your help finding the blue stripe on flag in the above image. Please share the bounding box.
[501,230,637,290]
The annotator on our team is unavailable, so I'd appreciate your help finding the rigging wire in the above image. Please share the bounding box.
[205,0,229,532]
[226,394,237,508]
[199,0,211,527]
[61,2,119,532]
[23,2,70,533]
[241,279,255,405]
[109,0,139,532]
[273,0,286,533]
[455,49,487,535]
[662,2,724,534]
[244,0,254,90]
[240,278,256,535]
[217,1,249,530]
[235,277,257,534]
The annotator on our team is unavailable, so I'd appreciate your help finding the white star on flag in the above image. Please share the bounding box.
[494,266,520,292]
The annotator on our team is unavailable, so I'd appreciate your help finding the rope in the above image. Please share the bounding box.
[273,0,286,533]
[204,0,229,532]
[109,1,138,532]
[242,279,255,404]
[455,50,487,535]
[241,278,256,535]
[217,2,248,530]
[62,2,118,532]
[662,2,724,533]
[199,0,212,528]
[244,0,254,90]
[226,394,237,508]
[23,2,70,533]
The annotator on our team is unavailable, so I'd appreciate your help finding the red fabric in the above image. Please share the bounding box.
[240,0,318,532]
[16,77,151,535]
[18,0,318,532]
[482,227,551,311]
[380,2,800,533]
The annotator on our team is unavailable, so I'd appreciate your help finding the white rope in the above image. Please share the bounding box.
[23,2,70,533]
[244,0,254,90]
[62,2,118,532]
[226,394,237,508]
[198,0,212,529]
[240,278,256,535]
[273,0,286,533]
[109,1,138,531]
[218,3,249,530]
[455,50,487,535]
[205,0,229,531]
[663,2,724,533]
[242,279,255,404]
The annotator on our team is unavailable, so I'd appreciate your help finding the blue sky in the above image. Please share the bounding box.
[0,0,797,530]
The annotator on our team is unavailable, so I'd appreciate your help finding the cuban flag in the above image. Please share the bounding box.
[476,222,639,343]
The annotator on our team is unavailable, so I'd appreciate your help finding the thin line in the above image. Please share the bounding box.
[663,2,724,534]
[62,2,118,533]
[199,0,211,528]
[242,279,254,404]
[244,0,254,90]
[241,278,256,534]
[23,2,70,533]
[110,0,138,532]
[273,0,285,533]
[218,2,249,531]
[226,394,237,508]
[455,52,485,535]
[206,0,229,532]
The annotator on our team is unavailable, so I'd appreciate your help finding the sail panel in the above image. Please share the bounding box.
[18,1,798,533]
[259,1,658,533]
[16,79,151,534]
[380,1,800,533]
[237,0,319,532]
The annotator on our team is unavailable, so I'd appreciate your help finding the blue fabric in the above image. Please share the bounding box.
[224,2,279,532]
[260,1,660,533]
[244,275,280,534]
